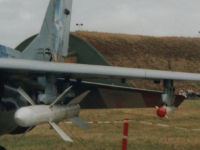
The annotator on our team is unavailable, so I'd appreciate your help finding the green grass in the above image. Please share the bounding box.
[1,100,200,150]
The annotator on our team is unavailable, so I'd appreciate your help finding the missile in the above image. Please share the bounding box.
[14,105,80,127]
[14,89,90,142]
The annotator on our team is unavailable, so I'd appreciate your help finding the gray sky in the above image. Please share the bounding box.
[0,0,200,48]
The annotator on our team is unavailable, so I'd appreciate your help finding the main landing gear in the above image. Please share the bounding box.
[156,80,175,118]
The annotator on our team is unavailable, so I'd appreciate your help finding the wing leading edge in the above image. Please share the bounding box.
[0,58,200,81]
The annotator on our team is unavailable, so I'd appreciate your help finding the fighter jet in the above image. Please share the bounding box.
[0,0,200,147]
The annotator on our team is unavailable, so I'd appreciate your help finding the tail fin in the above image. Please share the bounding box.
[70,117,89,129]
[40,0,72,58]
[67,91,90,106]
[23,0,72,61]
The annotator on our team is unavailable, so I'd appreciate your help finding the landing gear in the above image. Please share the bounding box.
[162,80,175,106]
[156,80,176,118]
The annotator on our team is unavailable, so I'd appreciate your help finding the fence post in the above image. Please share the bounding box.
[122,118,129,150]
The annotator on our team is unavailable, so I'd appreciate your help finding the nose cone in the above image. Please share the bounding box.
[14,107,32,127]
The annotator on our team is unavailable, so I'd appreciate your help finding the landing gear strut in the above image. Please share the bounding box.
[156,80,175,118]
[162,80,175,106]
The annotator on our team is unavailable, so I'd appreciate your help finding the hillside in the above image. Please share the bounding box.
[73,31,200,91]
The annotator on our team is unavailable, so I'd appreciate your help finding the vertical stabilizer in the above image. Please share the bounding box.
[22,0,73,61]
[40,0,73,58]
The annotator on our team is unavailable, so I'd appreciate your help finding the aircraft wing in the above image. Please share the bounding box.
[0,58,200,81]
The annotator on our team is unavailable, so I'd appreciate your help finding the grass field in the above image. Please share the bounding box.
[1,100,200,150]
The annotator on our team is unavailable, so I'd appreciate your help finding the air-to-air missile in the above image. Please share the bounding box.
[14,88,90,142]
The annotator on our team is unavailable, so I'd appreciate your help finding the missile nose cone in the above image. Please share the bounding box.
[14,107,32,127]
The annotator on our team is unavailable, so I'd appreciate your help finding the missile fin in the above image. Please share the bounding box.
[70,117,89,129]
[50,85,73,108]
[17,87,35,105]
[68,91,90,106]
[49,122,73,142]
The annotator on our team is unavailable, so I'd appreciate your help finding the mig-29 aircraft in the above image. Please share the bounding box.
[0,0,200,148]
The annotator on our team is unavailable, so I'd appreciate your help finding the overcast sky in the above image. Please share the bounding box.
[0,0,200,48]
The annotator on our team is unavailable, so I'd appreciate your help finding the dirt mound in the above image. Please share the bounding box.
[73,31,200,91]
